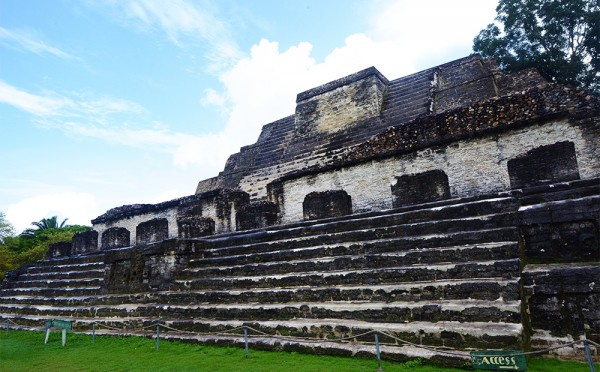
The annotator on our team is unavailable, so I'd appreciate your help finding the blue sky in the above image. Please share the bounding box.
[0,0,498,232]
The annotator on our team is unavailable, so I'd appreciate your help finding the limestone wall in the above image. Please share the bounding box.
[93,208,179,247]
[274,118,599,223]
[91,190,249,249]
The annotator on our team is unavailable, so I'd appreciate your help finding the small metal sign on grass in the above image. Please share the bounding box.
[44,319,73,346]
[45,319,72,331]
[470,350,527,371]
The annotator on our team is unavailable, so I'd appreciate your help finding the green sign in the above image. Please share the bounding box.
[470,350,527,371]
[45,319,72,330]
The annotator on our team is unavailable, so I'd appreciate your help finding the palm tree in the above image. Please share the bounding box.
[20,216,69,238]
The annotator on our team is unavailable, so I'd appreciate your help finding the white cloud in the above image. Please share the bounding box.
[6,192,100,233]
[0,79,228,175]
[0,27,80,60]
[170,0,499,173]
[369,0,498,65]
[105,0,242,68]
[2,0,500,194]
[0,80,72,117]
[200,88,226,108]
[0,80,144,120]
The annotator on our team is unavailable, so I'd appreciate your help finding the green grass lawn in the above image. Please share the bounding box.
[0,330,597,371]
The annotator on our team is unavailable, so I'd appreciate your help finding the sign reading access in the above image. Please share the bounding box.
[470,350,527,371]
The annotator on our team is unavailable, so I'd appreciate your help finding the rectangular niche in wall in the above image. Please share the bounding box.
[101,227,130,249]
[303,190,352,220]
[71,230,99,255]
[177,216,214,238]
[391,170,451,208]
[507,141,580,189]
[136,218,168,244]
[236,201,279,230]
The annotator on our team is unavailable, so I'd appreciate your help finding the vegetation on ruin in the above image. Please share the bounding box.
[20,215,70,238]
[0,215,90,282]
[473,0,599,93]
[0,212,13,245]
[0,330,597,372]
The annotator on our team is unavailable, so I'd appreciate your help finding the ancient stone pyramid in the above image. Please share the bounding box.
[1,54,598,365]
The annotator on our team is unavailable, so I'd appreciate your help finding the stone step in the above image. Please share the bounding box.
[0,278,520,307]
[0,313,523,350]
[519,195,599,225]
[180,242,519,279]
[387,81,431,98]
[145,318,524,350]
[177,259,521,291]
[385,89,430,107]
[0,286,102,297]
[383,97,429,113]
[0,314,476,366]
[521,184,599,206]
[1,278,103,289]
[202,196,518,249]
[0,299,521,324]
[385,111,427,126]
[23,261,104,275]
[518,177,599,197]
[198,227,519,262]
[187,240,517,268]
[32,253,105,267]
[154,334,469,366]
[18,269,104,281]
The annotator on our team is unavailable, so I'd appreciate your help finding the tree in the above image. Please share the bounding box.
[20,216,69,238]
[0,212,14,244]
[1,222,90,282]
[473,0,599,93]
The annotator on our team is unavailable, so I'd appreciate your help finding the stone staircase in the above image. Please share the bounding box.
[0,194,526,365]
[0,253,105,298]
[2,178,597,363]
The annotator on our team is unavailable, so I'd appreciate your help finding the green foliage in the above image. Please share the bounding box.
[1,330,598,372]
[0,221,90,282]
[0,212,14,245]
[20,215,69,238]
[473,0,599,93]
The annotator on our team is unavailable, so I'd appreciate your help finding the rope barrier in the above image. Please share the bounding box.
[148,322,600,358]
[376,330,470,357]
[90,322,126,331]
[2,317,598,363]
[157,323,248,336]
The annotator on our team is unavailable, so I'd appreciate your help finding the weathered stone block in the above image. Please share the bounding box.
[295,67,388,136]
[303,190,352,220]
[46,242,72,259]
[236,201,279,230]
[104,239,187,293]
[178,189,250,233]
[433,58,498,113]
[524,265,600,340]
[104,248,145,292]
[101,227,130,249]
[522,220,599,264]
[508,141,580,189]
[136,218,168,244]
[71,230,99,255]
[177,216,214,238]
[392,170,451,208]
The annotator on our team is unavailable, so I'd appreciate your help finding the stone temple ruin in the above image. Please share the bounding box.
[1,55,598,365]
